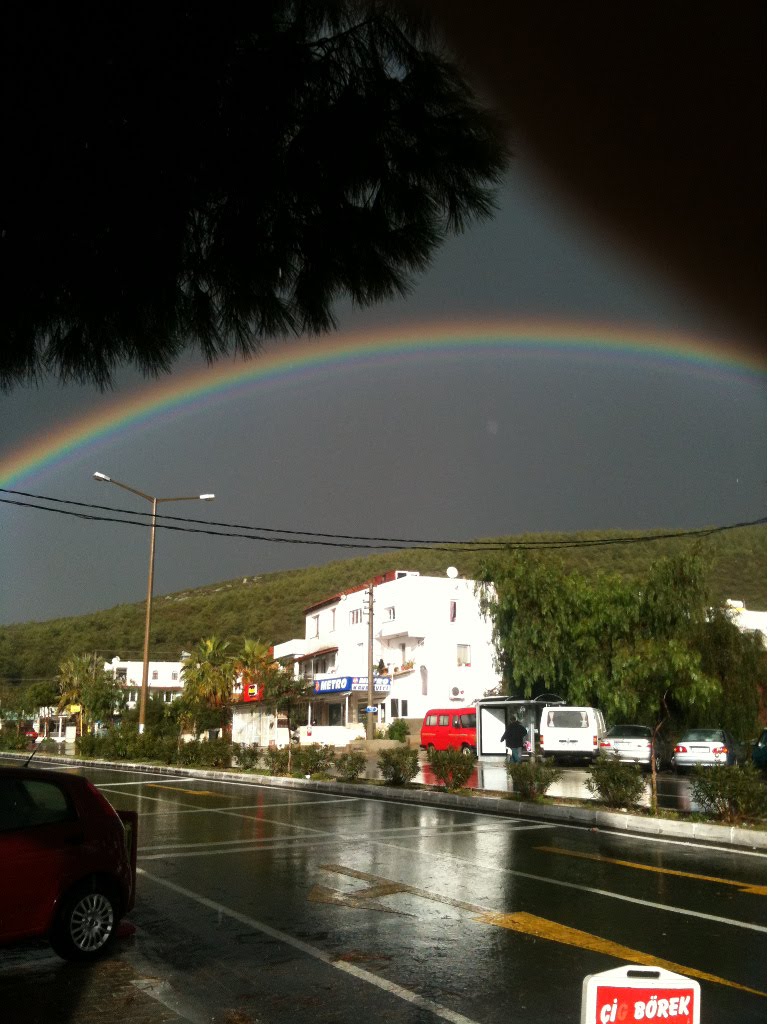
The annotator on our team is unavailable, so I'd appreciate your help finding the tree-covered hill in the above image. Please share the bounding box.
[1,524,764,685]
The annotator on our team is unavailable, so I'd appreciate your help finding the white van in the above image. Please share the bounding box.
[538,705,606,764]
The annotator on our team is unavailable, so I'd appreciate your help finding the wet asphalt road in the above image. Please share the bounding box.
[1,763,765,1024]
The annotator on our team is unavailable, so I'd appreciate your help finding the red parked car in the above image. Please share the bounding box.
[0,765,137,960]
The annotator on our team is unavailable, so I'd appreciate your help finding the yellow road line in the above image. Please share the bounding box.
[475,911,765,997]
[318,865,764,997]
[534,845,767,896]
[146,784,222,797]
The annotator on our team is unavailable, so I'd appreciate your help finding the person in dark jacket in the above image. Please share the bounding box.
[501,716,528,763]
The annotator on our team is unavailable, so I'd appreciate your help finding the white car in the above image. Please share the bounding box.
[671,729,737,772]
[600,724,660,771]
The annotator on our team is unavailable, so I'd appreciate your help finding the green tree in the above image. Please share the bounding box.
[0,683,28,731]
[691,608,765,742]
[260,668,313,775]
[180,637,235,738]
[24,680,59,719]
[1,3,505,388]
[57,653,126,734]
[57,653,100,736]
[122,692,182,739]
[233,639,280,701]
[80,671,127,730]
[477,551,577,697]
[479,550,725,811]
[572,554,719,812]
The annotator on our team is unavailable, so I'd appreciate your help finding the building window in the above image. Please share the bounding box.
[401,700,408,717]
[163,691,173,703]
[350,608,363,625]
[151,670,158,680]
[171,671,178,681]
[457,645,471,667]
[391,699,399,718]
[116,668,127,682]
[311,614,320,638]
[386,606,395,621]
[331,608,336,631]
[449,600,457,622]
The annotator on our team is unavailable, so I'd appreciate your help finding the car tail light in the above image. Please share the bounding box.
[713,746,727,755]
[674,744,687,753]
[593,735,598,747]
[599,741,611,748]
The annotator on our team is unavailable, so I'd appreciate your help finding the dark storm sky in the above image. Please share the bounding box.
[0,166,764,625]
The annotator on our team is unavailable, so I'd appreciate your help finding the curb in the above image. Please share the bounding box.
[8,751,766,851]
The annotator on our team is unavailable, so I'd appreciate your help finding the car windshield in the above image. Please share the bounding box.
[681,729,723,742]
[606,726,651,738]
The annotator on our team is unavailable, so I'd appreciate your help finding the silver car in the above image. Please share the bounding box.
[599,724,660,771]
[672,728,737,771]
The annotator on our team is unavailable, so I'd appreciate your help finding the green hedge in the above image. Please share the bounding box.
[377,747,419,785]
[690,764,767,824]
[506,758,562,801]
[334,750,367,782]
[586,755,647,809]
[427,748,476,792]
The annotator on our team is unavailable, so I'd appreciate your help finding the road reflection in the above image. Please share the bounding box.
[413,756,698,813]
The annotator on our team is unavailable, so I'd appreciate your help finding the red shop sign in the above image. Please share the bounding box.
[581,966,700,1024]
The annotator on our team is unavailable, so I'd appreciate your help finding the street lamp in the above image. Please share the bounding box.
[93,472,214,733]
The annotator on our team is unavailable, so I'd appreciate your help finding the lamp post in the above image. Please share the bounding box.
[93,472,214,733]
[365,581,375,740]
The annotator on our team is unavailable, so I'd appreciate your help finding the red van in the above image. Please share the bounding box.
[420,707,477,756]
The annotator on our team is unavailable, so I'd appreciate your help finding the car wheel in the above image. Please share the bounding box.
[50,881,119,961]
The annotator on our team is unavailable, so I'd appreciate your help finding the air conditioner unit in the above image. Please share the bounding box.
[450,686,464,700]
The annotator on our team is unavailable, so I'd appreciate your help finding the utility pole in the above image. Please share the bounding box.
[366,581,375,740]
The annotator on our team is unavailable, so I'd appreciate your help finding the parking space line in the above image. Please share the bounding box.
[534,845,767,895]
[138,869,483,1024]
[475,910,766,997]
[139,838,346,860]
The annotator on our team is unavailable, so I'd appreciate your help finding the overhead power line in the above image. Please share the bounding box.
[0,487,764,554]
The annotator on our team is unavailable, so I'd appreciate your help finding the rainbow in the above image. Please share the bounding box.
[0,317,763,488]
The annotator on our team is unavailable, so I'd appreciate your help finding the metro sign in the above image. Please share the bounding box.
[581,966,700,1024]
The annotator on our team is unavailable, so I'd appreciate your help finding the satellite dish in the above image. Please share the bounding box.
[446,566,459,579]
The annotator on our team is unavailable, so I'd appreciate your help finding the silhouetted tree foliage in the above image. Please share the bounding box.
[0,1,506,388]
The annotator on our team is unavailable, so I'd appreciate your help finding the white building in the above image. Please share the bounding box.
[269,569,501,744]
[104,655,184,710]
[724,599,768,644]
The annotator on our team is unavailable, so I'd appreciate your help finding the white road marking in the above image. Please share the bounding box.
[365,838,767,933]
[138,869,483,1024]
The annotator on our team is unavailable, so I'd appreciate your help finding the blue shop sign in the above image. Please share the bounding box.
[314,676,391,695]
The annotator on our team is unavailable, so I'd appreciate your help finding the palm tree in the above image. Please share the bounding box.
[56,653,100,737]
[233,639,279,702]
[181,638,234,738]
